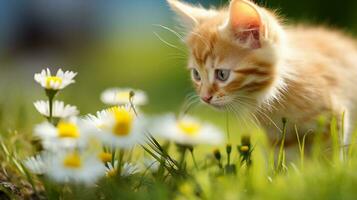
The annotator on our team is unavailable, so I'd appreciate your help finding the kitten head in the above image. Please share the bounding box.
[168,0,286,110]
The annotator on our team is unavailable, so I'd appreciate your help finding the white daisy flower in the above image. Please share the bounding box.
[34,117,96,151]
[151,114,224,146]
[24,154,47,175]
[122,162,141,177]
[34,100,79,119]
[34,68,77,90]
[86,106,145,149]
[105,161,141,177]
[45,150,106,184]
[105,161,118,177]
[100,88,148,106]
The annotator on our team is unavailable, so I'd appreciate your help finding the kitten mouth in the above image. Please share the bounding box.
[200,98,230,109]
[211,104,225,109]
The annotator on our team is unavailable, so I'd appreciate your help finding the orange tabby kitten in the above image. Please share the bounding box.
[167,0,357,149]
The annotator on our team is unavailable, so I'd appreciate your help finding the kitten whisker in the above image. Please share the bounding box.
[232,94,279,111]
[229,101,260,129]
[153,31,187,55]
[167,53,187,58]
[231,97,282,133]
[180,100,199,117]
[152,24,185,42]
[227,102,250,129]
[167,0,357,152]
[166,55,187,61]
[180,93,200,117]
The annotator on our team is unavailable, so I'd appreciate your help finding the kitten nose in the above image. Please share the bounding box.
[202,95,213,103]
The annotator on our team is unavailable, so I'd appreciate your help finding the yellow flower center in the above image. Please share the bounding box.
[57,121,80,138]
[179,182,195,195]
[63,153,82,169]
[178,121,201,136]
[46,76,62,88]
[109,107,133,136]
[116,92,131,102]
[99,152,112,163]
[106,169,117,177]
[240,146,249,152]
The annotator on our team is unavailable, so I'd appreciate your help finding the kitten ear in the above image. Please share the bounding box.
[220,0,266,49]
[167,0,217,30]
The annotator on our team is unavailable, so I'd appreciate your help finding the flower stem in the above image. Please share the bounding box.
[189,147,198,170]
[117,149,125,177]
[226,144,232,166]
[111,145,116,166]
[49,96,53,122]
[178,146,188,169]
[277,118,287,172]
[128,91,138,116]
[45,89,58,124]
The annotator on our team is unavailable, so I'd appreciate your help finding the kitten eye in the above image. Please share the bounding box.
[215,69,230,82]
[191,69,201,82]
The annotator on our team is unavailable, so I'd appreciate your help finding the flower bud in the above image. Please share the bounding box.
[129,91,135,98]
[240,145,249,153]
[213,149,221,161]
[226,144,232,154]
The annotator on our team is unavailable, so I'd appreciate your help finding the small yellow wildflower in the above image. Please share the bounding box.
[240,146,249,152]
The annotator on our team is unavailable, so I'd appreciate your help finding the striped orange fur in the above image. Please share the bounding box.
[167,0,357,149]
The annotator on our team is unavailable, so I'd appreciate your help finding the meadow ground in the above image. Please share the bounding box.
[1,68,357,200]
[1,1,357,198]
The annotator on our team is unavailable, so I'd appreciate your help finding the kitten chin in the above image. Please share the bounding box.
[208,103,226,110]
[200,99,226,110]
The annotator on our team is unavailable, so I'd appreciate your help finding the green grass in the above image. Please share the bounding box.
[0,51,356,199]
[1,96,357,200]
[0,33,356,198]
[1,0,357,199]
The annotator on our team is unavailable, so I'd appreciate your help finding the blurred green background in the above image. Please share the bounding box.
[1,0,357,130]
